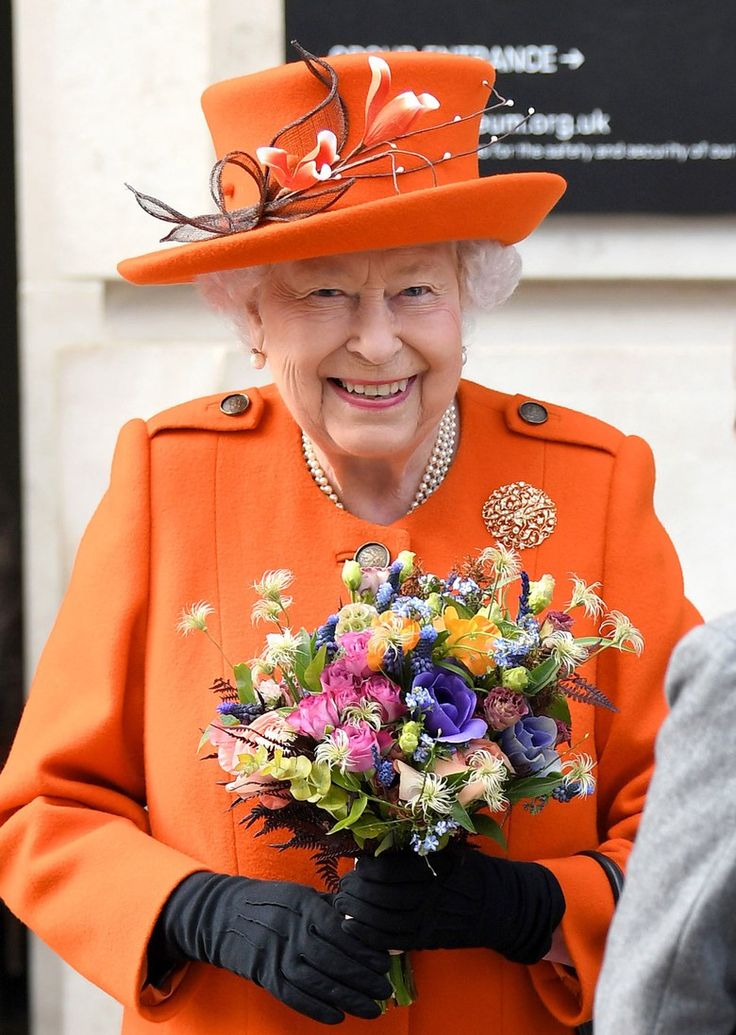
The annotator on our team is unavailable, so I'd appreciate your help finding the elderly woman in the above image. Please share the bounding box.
[0,48,697,1035]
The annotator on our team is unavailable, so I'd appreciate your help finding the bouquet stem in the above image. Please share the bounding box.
[386,950,415,1008]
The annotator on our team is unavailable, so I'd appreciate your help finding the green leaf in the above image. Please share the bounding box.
[234,662,257,705]
[471,812,508,849]
[432,629,450,650]
[545,695,572,726]
[329,794,368,834]
[349,812,390,841]
[507,772,563,803]
[374,831,396,856]
[450,800,477,834]
[291,628,313,685]
[301,644,328,694]
[494,619,520,637]
[330,769,363,793]
[436,659,475,686]
[317,785,349,815]
[197,725,213,753]
[446,600,474,620]
[289,778,317,801]
[527,656,560,694]
[574,637,603,647]
[308,760,332,797]
[219,713,241,727]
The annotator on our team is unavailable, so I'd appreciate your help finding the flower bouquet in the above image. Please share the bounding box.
[181,546,643,1007]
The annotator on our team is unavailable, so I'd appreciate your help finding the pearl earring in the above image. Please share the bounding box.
[461,346,468,367]
[250,348,266,370]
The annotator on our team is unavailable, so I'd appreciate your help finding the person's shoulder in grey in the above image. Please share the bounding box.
[594,613,736,1035]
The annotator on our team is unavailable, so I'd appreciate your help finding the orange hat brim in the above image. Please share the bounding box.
[117,171,565,286]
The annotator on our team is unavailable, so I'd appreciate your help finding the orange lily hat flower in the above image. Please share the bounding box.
[437,605,499,676]
[362,55,440,147]
[256,129,339,191]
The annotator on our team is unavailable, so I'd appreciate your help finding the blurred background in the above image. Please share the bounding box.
[2,1,735,1032]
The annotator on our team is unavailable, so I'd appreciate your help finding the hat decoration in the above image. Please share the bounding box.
[126,41,535,245]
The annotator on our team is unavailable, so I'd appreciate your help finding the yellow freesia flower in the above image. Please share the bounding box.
[435,605,499,676]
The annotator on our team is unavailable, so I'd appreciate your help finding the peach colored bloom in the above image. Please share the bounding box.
[208,711,296,774]
[434,740,513,807]
[435,605,499,676]
[367,612,421,670]
[363,56,439,147]
[257,129,339,191]
[225,769,289,810]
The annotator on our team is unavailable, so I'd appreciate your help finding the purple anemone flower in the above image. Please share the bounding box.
[412,666,488,744]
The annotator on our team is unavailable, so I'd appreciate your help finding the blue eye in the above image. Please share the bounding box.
[311,288,343,298]
[401,286,431,297]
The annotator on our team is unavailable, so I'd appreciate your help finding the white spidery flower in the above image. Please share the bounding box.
[315,728,352,773]
[561,753,597,797]
[251,596,293,624]
[567,576,605,619]
[265,629,301,668]
[253,569,294,602]
[544,630,589,673]
[482,783,509,813]
[413,773,454,816]
[467,749,509,810]
[600,611,645,655]
[479,543,522,580]
[176,601,215,636]
[343,700,383,731]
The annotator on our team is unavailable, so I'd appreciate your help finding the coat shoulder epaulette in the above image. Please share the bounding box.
[460,379,625,456]
[502,391,624,457]
[146,386,271,437]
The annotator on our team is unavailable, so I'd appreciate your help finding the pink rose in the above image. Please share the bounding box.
[340,723,393,772]
[333,685,362,714]
[321,658,360,694]
[483,688,530,731]
[287,692,341,739]
[361,673,407,722]
[335,630,372,677]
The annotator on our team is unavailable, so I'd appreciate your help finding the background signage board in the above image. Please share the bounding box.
[285,0,735,213]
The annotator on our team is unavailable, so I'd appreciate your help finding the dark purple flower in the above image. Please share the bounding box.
[554,719,572,745]
[499,716,560,775]
[412,667,488,743]
[484,688,529,731]
[545,610,574,632]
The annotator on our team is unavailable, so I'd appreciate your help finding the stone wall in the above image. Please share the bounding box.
[12,2,736,1032]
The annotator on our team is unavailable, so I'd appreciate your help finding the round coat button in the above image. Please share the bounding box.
[354,542,391,568]
[220,393,250,416]
[518,401,548,425]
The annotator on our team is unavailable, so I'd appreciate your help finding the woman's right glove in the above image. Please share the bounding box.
[148,871,392,1025]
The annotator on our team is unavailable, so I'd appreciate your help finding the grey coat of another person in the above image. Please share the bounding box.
[594,613,736,1035]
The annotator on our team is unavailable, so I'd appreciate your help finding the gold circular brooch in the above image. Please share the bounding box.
[481,481,557,551]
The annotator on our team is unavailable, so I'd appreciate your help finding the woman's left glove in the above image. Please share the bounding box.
[335,848,565,964]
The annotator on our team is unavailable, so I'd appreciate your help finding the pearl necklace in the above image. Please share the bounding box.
[301,401,458,513]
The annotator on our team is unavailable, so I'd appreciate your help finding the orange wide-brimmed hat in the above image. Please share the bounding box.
[117,46,566,286]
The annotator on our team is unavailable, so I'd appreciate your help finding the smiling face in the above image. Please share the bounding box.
[245,242,463,466]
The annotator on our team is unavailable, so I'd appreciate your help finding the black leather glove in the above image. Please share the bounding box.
[335,848,565,964]
[148,871,392,1025]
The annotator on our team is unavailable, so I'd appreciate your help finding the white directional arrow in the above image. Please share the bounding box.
[558,48,585,70]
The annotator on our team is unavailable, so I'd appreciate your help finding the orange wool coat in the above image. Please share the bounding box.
[0,379,698,1034]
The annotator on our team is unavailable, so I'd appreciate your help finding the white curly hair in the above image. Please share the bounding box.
[197,239,521,348]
